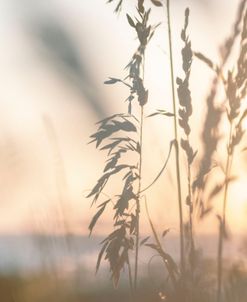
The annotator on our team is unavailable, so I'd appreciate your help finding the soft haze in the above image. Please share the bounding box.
[0,0,246,236]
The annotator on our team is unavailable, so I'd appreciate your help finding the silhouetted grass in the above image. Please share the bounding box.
[87,1,247,301]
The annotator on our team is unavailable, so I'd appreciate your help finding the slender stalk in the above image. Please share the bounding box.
[186,135,195,274]
[217,123,233,302]
[187,161,193,247]
[144,198,177,288]
[127,253,134,300]
[165,0,185,274]
[187,154,195,302]
[134,106,144,292]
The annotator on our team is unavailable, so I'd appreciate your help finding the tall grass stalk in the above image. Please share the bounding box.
[134,106,144,292]
[176,7,196,282]
[134,51,146,292]
[87,4,156,295]
[217,7,247,299]
[87,1,247,301]
[187,149,194,270]
[217,124,233,302]
[165,0,185,274]
[126,254,134,299]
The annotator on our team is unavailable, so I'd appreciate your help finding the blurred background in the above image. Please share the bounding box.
[0,0,246,301]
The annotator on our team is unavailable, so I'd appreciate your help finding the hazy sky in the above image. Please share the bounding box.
[0,0,246,236]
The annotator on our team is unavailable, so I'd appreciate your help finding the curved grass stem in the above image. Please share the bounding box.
[144,198,177,289]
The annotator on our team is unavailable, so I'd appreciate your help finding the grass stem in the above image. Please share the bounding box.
[165,0,185,275]
[127,254,134,300]
[134,105,144,292]
[217,123,233,302]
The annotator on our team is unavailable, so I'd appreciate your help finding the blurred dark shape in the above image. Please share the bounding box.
[42,115,71,235]
[219,0,247,64]
[193,79,222,212]
[225,262,247,302]
[18,2,108,118]
[0,131,27,205]
[107,0,124,13]
[193,0,247,217]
